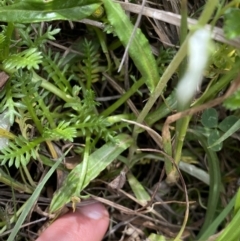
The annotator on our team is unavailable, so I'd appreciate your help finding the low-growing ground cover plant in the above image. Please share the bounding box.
[0,0,240,240]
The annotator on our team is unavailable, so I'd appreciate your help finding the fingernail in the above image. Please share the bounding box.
[79,203,108,220]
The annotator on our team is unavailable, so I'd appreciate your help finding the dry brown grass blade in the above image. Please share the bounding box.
[117,1,240,48]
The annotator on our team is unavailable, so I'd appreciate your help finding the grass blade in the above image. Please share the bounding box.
[103,0,159,92]
[7,156,63,241]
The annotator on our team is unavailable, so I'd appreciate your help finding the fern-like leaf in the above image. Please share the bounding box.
[33,26,60,47]
[0,23,14,61]
[0,136,43,168]
[64,90,114,141]
[79,39,101,87]
[0,78,27,124]
[0,33,6,46]
[43,121,77,142]
[3,48,42,71]
[42,50,72,92]
[14,24,60,49]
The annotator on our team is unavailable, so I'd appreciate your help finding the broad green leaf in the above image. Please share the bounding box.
[209,119,240,149]
[103,0,159,92]
[224,8,240,39]
[218,115,238,132]
[201,108,218,128]
[207,129,222,152]
[0,0,101,23]
[127,172,151,206]
[49,134,133,214]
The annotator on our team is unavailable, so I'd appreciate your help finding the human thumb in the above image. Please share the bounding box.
[36,202,109,241]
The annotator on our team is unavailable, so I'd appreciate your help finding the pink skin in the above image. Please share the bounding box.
[36,203,109,241]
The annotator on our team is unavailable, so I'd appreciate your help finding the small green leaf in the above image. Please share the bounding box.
[218,115,238,132]
[207,129,222,152]
[209,119,240,149]
[127,172,151,206]
[224,8,240,39]
[148,233,168,241]
[223,89,240,110]
[201,108,218,128]
[0,0,101,23]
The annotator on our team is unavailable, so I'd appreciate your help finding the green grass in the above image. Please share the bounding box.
[0,0,240,240]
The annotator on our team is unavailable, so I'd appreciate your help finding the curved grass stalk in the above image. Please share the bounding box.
[189,130,222,239]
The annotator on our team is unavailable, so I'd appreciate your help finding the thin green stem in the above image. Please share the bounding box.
[37,97,56,129]
[170,0,219,180]
[107,114,133,124]
[93,27,112,72]
[132,36,188,139]
[32,71,74,104]
[0,199,25,235]
[217,0,240,17]
[197,0,219,27]
[0,168,33,193]
[21,165,37,188]
[78,132,91,193]
[23,94,43,134]
[193,61,240,106]
[173,116,191,168]
[1,23,14,61]
[190,130,221,239]
[179,0,188,79]
[101,77,145,117]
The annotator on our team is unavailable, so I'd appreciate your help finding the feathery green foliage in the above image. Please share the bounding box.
[0,1,240,241]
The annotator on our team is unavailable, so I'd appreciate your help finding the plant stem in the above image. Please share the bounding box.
[191,130,221,239]
[218,0,240,17]
[193,61,240,105]
[21,165,37,188]
[32,71,74,103]
[197,0,219,27]
[132,36,188,142]
[93,27,112,72]
[0,168,33,193]
[77,132,91,193]
[169,0,219,181]
[37,96,56,129]
[23,94,43,134]
[179,0,188,79]
[101,77,145,117]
